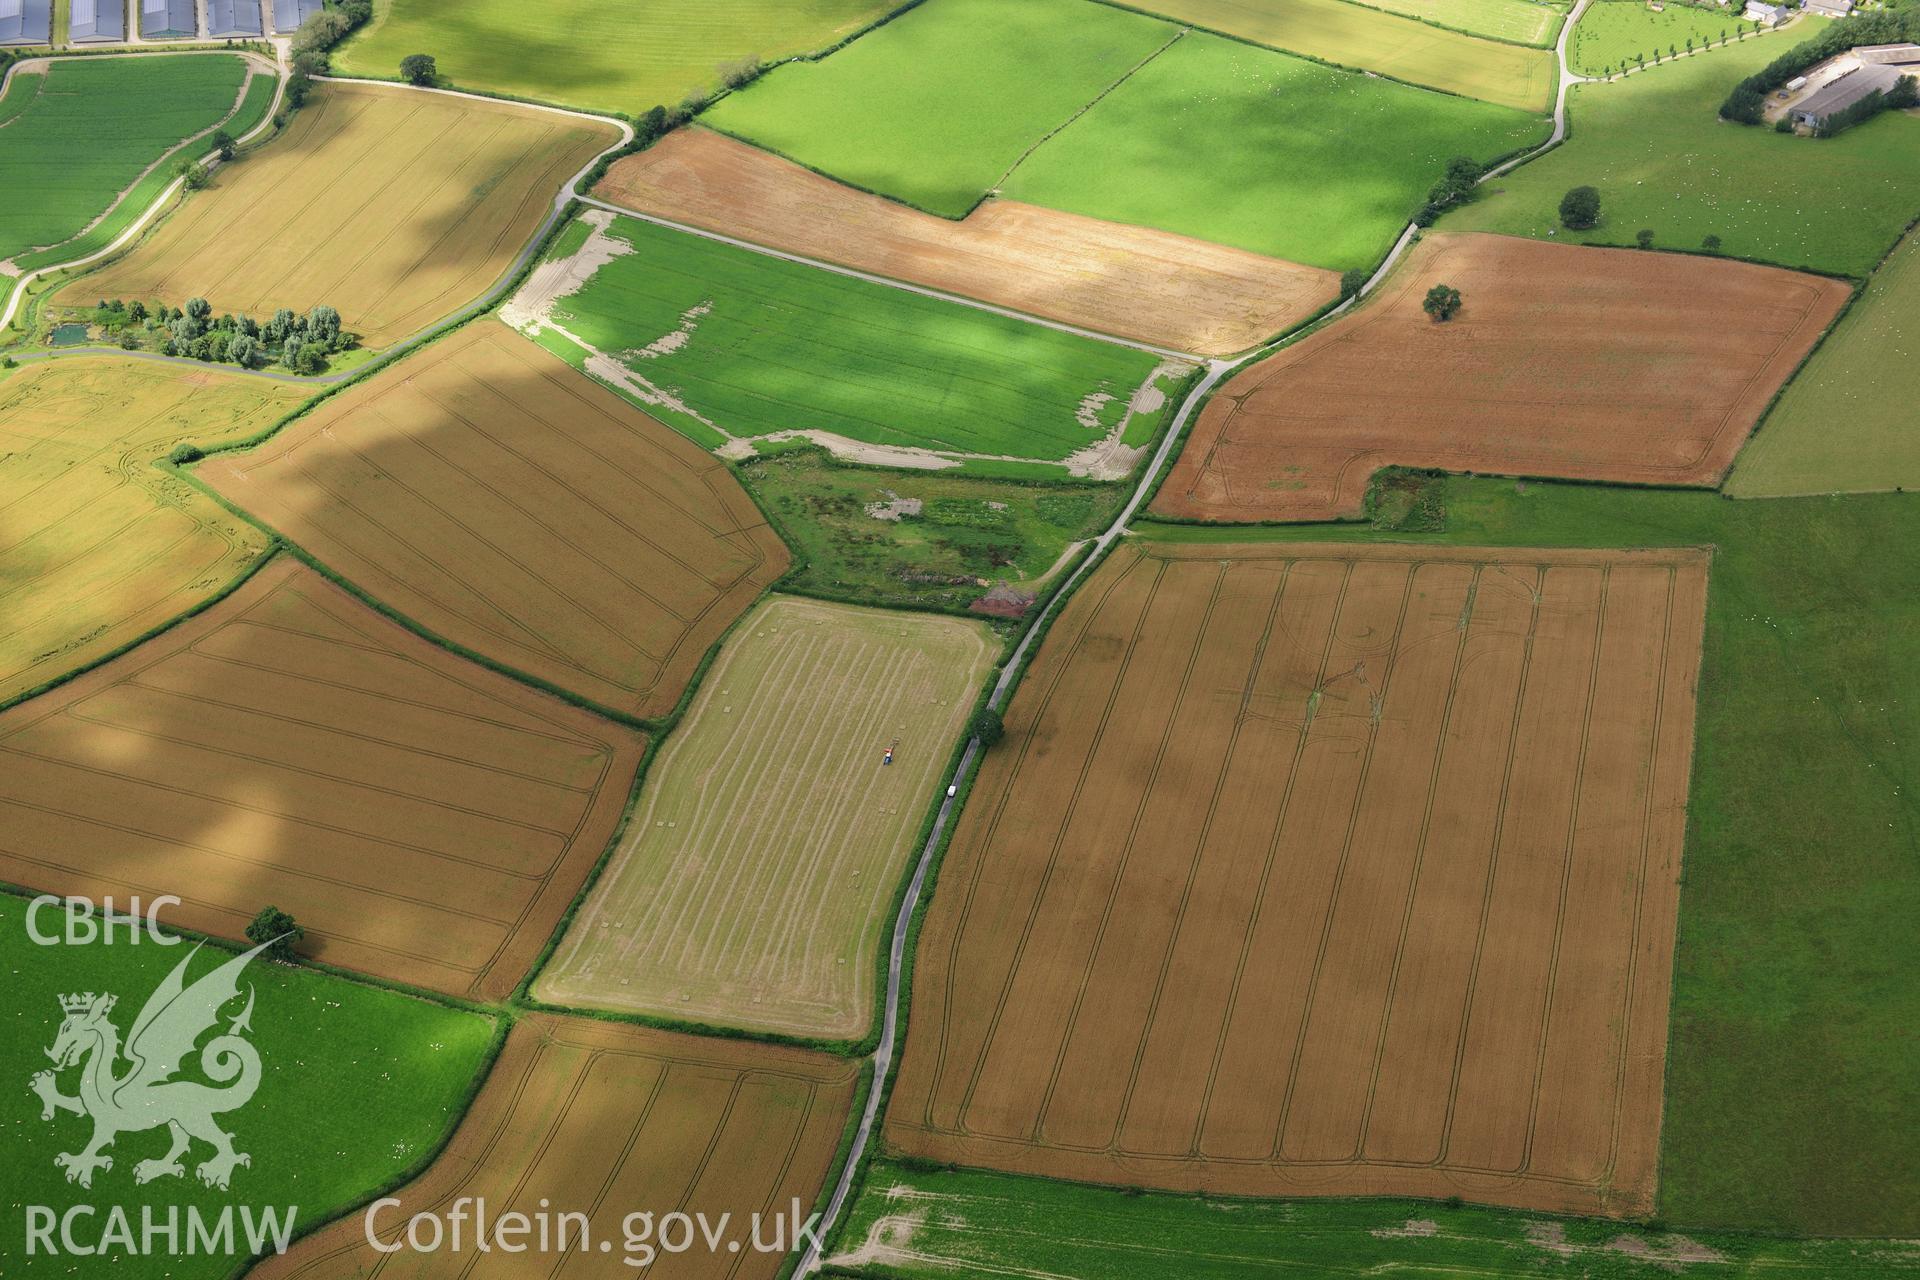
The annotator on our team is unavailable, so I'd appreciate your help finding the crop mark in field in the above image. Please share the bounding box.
[888,540,1710,1216]
[0,557,645,1000]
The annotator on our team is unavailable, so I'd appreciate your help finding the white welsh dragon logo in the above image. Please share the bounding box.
[30,941,270,1191]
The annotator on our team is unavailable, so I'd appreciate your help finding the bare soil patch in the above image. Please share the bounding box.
[886,539,1710,1216]
[595,128,1336,358]
[250,1013,861,1278]
[0,557,643,1001]
[197,320,788,719]
[1155,233,1850,521]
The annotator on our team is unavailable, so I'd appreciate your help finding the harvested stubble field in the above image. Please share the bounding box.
[60,82,618,348]
[593,129,1336,357]
[0,54,250,265]
[513,211,1180,476]
[0,557,644,1002]
[1128,0,1555,112]
[334,0,896,116]
[1154,233,1849,522]
[198,320,789,719]
[1447,23,1920,277]
[888,539,1710,1217]
[251,1013,861,1279]
[999,32,1547,271]
[702,0,1178,218]
[0,356,306,704]
[536,595,995,1039]
[1730,225,1920,497]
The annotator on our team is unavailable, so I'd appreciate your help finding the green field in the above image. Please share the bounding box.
[333,0,897,115]
[0,894,496,1277]
[828,1161,1920,1277]
[1351,0,1567,45]
[1569,0,1755,77]
[702,0,1176,217]
[1141,480,1920,1235]
[0,55,251,266]
[517,212,1180,472]
[1730,228,1920,497]
[1002,30,1547,270]
[1128,0,1555,111]
[737,445,1125,612]
[1448,23,1920,276]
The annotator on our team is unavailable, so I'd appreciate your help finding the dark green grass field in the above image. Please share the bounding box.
[737,445,1124,612]
[1000,30,1548,270]
[1448,20,1920,276]
[827,1160,1920,1277]
[0,894,497,1277]
[533,213,1176,469]
[702,0,1177,217]
[0,55,252,265]
[1142,481,1920,1236]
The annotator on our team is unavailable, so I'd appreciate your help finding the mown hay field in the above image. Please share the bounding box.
[0,895,497,1280]
[0,54,251,265]
[1154,233,1849,522]
[594,128,1336,357]
[250,1014,860,1279]
[889,539,1710,1217]
[1130,0,1555,111]
[702,0,1179,218]
[1447,23,1920,276]
[536,595,995,1039]
[1729,226,1920,497]
[61,83,618,348]
[513,211,1183,475]
[334,0,896,116]
[0,557,645,1001]
[0,356,307,705]
[1354,0,1566,45]
[1000,32,1547,270]
[198,320,789,719]
[1569,0,1750,77]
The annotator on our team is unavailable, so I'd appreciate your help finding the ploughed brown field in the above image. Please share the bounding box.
[1154,233,1851,521]
[250,1013,861,1279]
[198,320,789,719]
[593,128,1336,357]
[0,557,643,1001]
[59,82,619,348]
[887,539,1710,1216]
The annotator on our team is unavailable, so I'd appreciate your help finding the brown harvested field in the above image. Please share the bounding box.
[198,320,789,719]
[594,128,1336,358]
[0,556,644,1001]
[1154,232,1851,521]
[886,538,1710,1217]
[59,82,619,348]
[250,1013,861,1279]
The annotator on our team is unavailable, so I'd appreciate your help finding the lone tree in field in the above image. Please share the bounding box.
[247,906,304,961]
[1559,184,1601,230]
[1703,233,1723,252]
[1423,284,1462,322]
[400,53,437,86]
[971,706,1004,748]
[1636,228,1656,250]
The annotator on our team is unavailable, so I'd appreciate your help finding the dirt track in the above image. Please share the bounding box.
[250,1013,861,1278]
[886,539,1709,1216]
[0,557,643,1001]
[1154,233,1850,521]
[594,128,1335,358]
[198,320,789,719]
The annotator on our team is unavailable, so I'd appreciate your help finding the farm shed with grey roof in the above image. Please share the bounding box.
[140,0,198,38]
[272,0,324,31]
[1856,43,1920,66]
[69,0,127,41]
[209,0,264,36]
[1791,62,1909,126]
[0,0,50,45]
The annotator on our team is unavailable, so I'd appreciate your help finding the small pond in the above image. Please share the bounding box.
[48,323,90,347]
